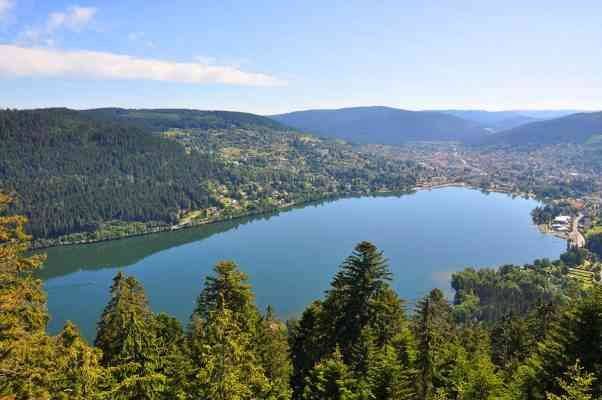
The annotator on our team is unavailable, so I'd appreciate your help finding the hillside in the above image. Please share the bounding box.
[437,110,539,132]
[270,106,488,144]
[482,111,602,146]
[83,108,286,131]
[0,108,428,242]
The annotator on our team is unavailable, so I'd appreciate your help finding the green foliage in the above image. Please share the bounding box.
[190,303,269,400]
[452,265,562,322]
[94,272,168,399]
[302,348,363,400]
[546,361,596,400]
[257,306,293,400]
[0,108,426,244]
[517,286,602,398]
[323,241,393,361]
[0,195,106,399]
[2,196,601,400]
[191,260,261,336]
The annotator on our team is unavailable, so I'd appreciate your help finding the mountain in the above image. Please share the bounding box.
[482,111,602,146]
[437,110,539,132]
[83,108,286,131]
[0,108,425,241]
[269,106,488,144]
[511,110,584,120]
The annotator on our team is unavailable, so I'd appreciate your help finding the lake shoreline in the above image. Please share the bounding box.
[31,181,555,251]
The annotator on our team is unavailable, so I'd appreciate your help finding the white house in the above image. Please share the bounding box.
[554,215,571,224]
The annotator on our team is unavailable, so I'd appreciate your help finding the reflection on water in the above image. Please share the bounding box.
[40,188,566,341]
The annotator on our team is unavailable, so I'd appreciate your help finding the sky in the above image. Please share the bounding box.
[0,0,601,114]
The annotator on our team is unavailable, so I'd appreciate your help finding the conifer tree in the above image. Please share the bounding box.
[302,348,362,400]
[289,301,327,399]
[50,321,106,399]
[257,305,293,400]
[520,286,602,397]
[413,288,454,399]
[0,193,51,398]
[191,297,269,400]
[0,194,106,399]
[323,241,393,362]
[546,361,596,400]
[366,344,416,400]
[191,260,260,334]
[95,272,167,399]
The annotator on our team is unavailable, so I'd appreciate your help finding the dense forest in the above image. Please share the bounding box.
[0,108,428,244]
[2,195,602,399]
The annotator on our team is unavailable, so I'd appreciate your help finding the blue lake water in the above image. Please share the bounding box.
[39,187,566,340]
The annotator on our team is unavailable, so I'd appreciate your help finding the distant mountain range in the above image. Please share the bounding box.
[270,106,488,145]
[435,110,540,132]
[270,106,601,147]
[480,111,602,147]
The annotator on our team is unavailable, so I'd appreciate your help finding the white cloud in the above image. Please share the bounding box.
[48,6,96,31]
[0,44,285,86]
[19,5,96,44]
[0,0,14,20]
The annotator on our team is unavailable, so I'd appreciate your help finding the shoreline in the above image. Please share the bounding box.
[30,181,557,251]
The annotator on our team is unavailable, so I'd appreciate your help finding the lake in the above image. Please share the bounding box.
[39,187,566,341]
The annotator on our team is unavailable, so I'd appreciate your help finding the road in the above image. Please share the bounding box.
[568,213,586,249]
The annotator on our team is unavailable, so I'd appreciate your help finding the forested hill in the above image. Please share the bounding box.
[0,108,428,242]
[83,108,286,131]
[270,106,488,144]
[481,111,602,147]
[0,108,223,238]
[436,110,539,132]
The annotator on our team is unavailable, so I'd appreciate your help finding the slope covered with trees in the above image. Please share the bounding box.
[0,108,429,243]
[270,106,488,144]
[482,111,602,147]
[2,196,602,399]
[437,110,539,132]
[0,108,223,238]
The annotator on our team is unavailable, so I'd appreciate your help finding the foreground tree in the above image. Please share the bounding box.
[518,286,602,398]
[95,272,167,399]
[322,241,393,362]
[189,261,270,399]
[0,193,105,399]
[302,348,363,400]
[257,305,293,400]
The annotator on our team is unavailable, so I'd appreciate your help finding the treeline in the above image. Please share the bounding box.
[531,203,574,226]
[2,197,602,399]
[82,108,286,132]
[0,109,223,238]
[0,108,426,242]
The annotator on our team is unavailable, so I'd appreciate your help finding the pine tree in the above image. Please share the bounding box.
[366,344,416,400]
[289,301,327,399]
[323,241,393,362]
[154,313,193,399]
[257,305,293,400]
[191,260,260,334]
[520,286,602,397]
[413,288,454,399]
[95,272,167,399]
[0,194,106,399]
[191,298,269,400]
[302,348,361,400]
[95,272,154,365]
[546,361,596,400]
[50,321,106,399]
[189,261,269,399]
[0,193,51,398]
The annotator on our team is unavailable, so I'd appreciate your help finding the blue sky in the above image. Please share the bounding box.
[0,0,601,114]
